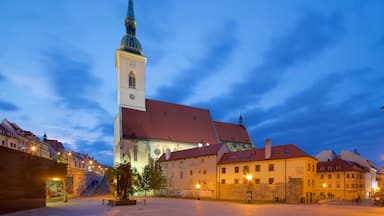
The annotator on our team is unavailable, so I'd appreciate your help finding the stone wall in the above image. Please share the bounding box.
[0,146,67,214]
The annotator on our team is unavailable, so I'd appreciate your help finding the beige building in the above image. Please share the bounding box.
[316,157,366,200]
[217,140,318,203]
[316,149,377,198]
[158,144,228,199]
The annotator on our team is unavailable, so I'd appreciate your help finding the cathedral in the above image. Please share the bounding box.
[114,0,253,170]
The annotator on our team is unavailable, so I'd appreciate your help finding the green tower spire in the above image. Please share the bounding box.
[127,0,135,20]
[120,0,143,55]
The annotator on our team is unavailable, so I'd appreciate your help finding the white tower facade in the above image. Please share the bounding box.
[114,0,146,167]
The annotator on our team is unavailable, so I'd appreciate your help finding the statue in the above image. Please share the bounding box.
[116,163,132,200]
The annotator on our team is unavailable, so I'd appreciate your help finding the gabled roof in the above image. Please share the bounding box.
[122,99,220,144]
[158,144,224,162]
[317,157,368,173]
[214,121,252,144]
[44,139,65,152]
[218,144,314,164]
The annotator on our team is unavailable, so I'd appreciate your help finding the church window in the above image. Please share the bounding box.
[129,71,136,89]
[133,146,138,161]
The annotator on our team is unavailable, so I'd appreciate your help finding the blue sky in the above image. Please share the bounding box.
[0,0,383,166]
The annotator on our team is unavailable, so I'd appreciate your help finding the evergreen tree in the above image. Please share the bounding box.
[137,162,166,196]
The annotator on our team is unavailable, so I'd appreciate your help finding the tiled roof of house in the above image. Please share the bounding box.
[44,139,65,152]
[122,99,220,144]
[218,144,313,164]
[122,99,253,144]
[214,121,252,144]
[317,157,368,172]
[158,144,224,162]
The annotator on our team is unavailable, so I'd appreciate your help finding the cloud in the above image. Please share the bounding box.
[42,50,107,113]
[0,100,19,112]
[245,67,384,163]
[156,20,238,103]
[0,73,5,82]
[194,10,345,120]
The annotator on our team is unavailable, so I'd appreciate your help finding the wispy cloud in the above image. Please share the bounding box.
[0,100,19,112]
[196,11,345,120]
[156,20,238,103]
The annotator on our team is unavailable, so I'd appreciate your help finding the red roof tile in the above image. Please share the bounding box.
[214,121,252,144]
[44,139,65,152]
[158,144,224,162]
[218,144,313,164]
[122,99,220,144]
[317,157,368,172]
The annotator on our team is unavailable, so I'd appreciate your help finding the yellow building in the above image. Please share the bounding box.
[158,144,228,199]
[316,157,367,200]
[217,139,318,203]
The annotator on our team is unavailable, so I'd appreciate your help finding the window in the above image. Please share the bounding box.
[129,71,136,89]
[328,174,332,179]
[243,165,249,174]
[203,170,206,175]
[133,146,138,161]
[221,167,226,174]
[1,140,5,145]
[180,171,183,179]
[201,158,205,163]
[320,174,324,179]
[255,178,260,184]
[346,184,349,188]
[234,166,239,173]
[308,164,311,172]
[351,184,355,188]
[308,179,310,187]
[269,178,274,184]
[190,170,193,175]
[268,164,274,171]
[221,179,226,184]
[312,164,315,172]
[255,165,260,172]
[336,184,340,188]
[346,173,350,178]
[351,174,355,179]
[336,174,340,179]
[234,179,239,184]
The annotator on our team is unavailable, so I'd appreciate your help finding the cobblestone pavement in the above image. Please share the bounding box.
[3,196,384,216]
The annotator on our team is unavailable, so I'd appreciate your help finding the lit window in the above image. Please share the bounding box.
[129,71,136,89]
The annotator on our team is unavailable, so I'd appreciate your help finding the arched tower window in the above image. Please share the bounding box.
[129,71,136,89]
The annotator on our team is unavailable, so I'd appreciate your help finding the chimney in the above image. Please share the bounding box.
[265,138,271,159]
[165,148,171,160]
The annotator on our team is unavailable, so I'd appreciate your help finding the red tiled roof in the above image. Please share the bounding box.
[214,121,252,144]
[317,157,368,172]
[158,144,224,162]
[122,99,220,144]
[44,139,65,152]
[218,144,313,164]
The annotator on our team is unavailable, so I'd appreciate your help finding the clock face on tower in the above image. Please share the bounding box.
[129,94,135,100]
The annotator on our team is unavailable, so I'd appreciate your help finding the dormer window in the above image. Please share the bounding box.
[129,71,136,89]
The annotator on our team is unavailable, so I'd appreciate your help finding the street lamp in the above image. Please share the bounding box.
[195,183,201,200]
[246,174,253,190]
[246,174,253,204]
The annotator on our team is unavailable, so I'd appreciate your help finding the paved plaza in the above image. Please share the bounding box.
[3,197,384,216]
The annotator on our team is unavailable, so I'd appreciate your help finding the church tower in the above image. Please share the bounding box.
[114,0,147,167]
[116,0,147,111]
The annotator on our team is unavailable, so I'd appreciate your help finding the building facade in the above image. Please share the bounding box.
[316,157,366,200]
[217,140,318,203]
[158,144,228,199]
[113,0,253,171]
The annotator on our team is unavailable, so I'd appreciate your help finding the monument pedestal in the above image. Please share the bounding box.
[108,199,137,206]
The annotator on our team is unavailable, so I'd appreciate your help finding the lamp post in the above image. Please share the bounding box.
[322,183,327,200]
[196,183,201,200]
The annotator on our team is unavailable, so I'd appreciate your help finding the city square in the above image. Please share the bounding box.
[1,0,383,215]
[3,197,384,216]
